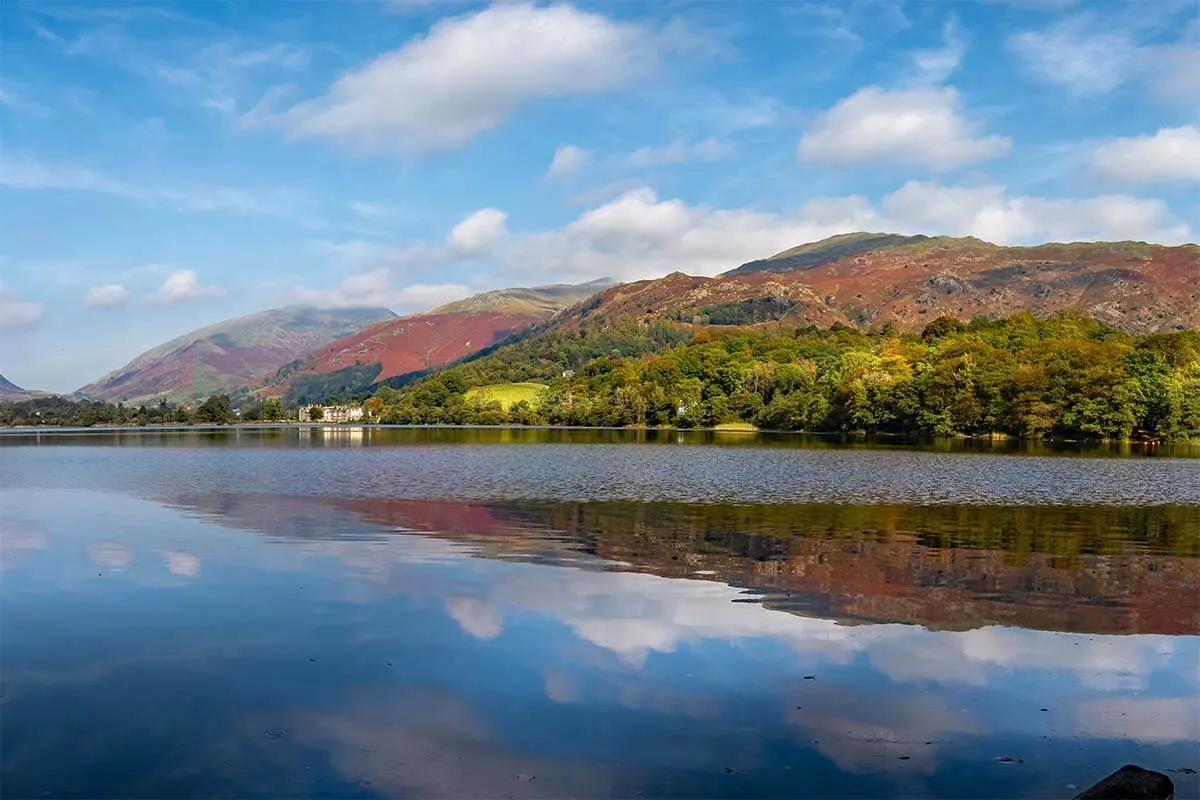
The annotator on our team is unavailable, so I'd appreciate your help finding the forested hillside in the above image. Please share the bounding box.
[365,313,1200,441]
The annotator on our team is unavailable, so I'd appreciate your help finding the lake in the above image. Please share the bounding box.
[2,427,1197,799]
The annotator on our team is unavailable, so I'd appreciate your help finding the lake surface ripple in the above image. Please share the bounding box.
[1,428,1197,799]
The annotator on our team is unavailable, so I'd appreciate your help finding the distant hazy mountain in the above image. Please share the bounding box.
[0,374,46,402]
[257,281,612,405]
[77,306,395,405]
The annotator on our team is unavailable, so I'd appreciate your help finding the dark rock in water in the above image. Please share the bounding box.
[1073,765,1174,799]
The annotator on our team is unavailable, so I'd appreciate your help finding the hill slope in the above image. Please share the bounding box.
[78,306,395,405]
[0,374,46,401]
[258,281,611,404]
[558,234,1198,334]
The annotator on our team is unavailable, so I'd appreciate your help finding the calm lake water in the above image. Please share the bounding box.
[2,428,1198,799]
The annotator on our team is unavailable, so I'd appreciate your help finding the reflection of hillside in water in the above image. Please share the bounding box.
[164,493,1200,636]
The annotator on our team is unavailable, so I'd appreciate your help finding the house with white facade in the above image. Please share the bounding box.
[299,405,365,423]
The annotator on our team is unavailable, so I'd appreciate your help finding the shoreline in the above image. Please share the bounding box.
[2,421,1196,449]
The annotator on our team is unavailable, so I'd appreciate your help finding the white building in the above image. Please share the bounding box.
[299,405,365,423]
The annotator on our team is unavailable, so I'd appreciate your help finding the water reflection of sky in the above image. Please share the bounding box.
[1,488,1197,799]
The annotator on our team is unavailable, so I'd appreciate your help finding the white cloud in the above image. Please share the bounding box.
[880,180,1193,244]
[797,86,1010,169]
[622,138,731,168]
[347,201,408,221]
[499,183,1190,283]
[152,41,307,115]
[444,596,504,640]
[1009,15,1136,95]
[1008,12,1200,105]
[149,270,225,304]
[0,156,303,217]
[445,208,509,257]
[1091,126,1200,184]
[908,17,965,85]
[268,2,665,153]
[293,269,469,310]
[84,283,131,308]
[507,187,881,282]
[164,550,200,578]
[546,144,591,180]
[0,283,45,332]
[37,14,306,116]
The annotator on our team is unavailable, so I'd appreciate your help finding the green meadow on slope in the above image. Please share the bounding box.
[463,383,547,410]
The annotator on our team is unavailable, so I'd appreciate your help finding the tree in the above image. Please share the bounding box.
[194,394,232,424]
[921,315,965,341]
[307,405,324,421]
[261,398,285,421]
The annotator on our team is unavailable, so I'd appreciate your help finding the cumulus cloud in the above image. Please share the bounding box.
[498,182,1190,284]
[880,180,1192,244]
[622,138,731,168]
[149,270,225,304]
[444,208,509,258]
[797,87,1010,169]
[84,283,130,308]
[1091,126,1200,184]
[546,144,591,180]
[508,187,879,281]
[0,283,45,332]
[265,3,665,153]
[293,268,469,310]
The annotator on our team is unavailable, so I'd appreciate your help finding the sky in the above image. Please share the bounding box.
[1,0,1198,392]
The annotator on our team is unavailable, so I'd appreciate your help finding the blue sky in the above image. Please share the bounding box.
[1,0,1197,391]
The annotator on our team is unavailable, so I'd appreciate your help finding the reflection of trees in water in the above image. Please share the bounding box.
[163,493,1200,636]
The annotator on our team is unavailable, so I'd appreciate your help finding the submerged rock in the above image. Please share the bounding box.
[1073,765,1173,800]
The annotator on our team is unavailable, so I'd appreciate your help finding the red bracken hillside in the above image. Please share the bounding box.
[558,234,1200,334]
[259,281,610,399]
[280,310,545,386]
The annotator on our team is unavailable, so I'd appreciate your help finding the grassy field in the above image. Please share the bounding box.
[464,382,547,410]
[713,421,760,432]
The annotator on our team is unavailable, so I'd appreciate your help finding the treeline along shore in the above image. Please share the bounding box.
[4,313,1198,442]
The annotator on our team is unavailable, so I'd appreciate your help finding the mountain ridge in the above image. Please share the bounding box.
[552,234,1199,334]
[255,281,612,405]
[0,374,49,402]
[77,306,396,405]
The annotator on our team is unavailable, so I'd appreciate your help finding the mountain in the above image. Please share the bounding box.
[78,306,395,405]
[427,279,612,316]
[0,374,46,402]
[257,281,612,405]
[558,234,1199,334]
